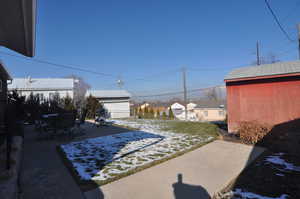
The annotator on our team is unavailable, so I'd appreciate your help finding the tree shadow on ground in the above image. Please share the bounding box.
[58,122,166,192]
[172,174,211,199]
[227,118,300,198]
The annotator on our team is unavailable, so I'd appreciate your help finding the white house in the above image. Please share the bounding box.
[8,77,78,101]
[170,102,198,121]
[86,90,131,119]
[194,104,226,122]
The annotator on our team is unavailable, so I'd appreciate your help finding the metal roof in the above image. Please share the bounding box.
[8,78,74,90]
[86,90,131,98]
[225,61,300,80]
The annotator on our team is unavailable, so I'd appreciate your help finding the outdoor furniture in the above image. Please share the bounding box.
[37,113,77,140]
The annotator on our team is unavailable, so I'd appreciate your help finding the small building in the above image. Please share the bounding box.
[194,105,226,122]
[86,90,131,119]
[225,61,300,133]
[187,102,197,111]
[8,77,79,101]
[170,102,199,121]
[0,62,12,127]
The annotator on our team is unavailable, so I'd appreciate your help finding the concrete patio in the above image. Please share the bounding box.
[85,140,265,199]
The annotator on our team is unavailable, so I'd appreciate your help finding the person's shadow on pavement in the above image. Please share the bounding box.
[172,173,211,199]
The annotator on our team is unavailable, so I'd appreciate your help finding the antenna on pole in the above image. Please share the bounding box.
[117,75,124,89]
[256,41,260,65]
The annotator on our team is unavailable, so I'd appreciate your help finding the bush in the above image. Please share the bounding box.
[238,121,272,144]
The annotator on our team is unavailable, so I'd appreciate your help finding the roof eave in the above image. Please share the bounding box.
[224,72,300,83]
[0,61,12,80]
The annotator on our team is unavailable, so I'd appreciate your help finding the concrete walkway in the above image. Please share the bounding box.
[85,140,265,199]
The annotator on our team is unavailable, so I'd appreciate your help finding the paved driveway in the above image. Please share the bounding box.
[85,140,265,199]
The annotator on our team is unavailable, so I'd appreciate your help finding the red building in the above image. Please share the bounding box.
[225,61,300,133]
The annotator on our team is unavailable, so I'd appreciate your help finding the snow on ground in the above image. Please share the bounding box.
[220,189,289,199]
[60,119,213,182]
[264,153,300,172]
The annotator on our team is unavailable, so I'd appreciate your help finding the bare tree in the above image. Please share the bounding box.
[252,52,280,65]
[204,87,218,101]
[64,75,91,108]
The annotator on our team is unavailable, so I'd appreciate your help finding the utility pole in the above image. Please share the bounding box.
[256,41,260,65]
[182,67,188,121]
[297,24,300,59]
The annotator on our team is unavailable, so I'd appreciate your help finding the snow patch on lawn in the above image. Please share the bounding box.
[264,153,300,172]
[220,189,289,199]
[61,119,213,182]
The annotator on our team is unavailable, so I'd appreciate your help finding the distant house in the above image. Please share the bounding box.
[187,102,197,111]
[194,105,226,122]
[225,60,300,133]
[170,102,198,121]
[0,62,12,127]
[86,90,131,119]
[171,102,185,114]
[8,77,79,101]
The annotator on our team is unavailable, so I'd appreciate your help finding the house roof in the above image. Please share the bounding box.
[0,0,36,57]
[225,61,300,81]
[0,61,12,80]
[171,102,185,109]
[8,78,74,90]
[195,104,225,109]
[86,90,131,98]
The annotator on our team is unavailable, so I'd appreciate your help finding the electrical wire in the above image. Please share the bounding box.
[264,0,295,42]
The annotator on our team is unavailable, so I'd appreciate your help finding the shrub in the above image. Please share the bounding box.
[238,121,272,144]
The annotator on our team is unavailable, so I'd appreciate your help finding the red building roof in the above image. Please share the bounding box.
[225,61,300,82]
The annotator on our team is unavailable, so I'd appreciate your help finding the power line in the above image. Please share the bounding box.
[133,85,223,98]
[0,50,117,78]
[264,0,295,42]
[0,50,183,83]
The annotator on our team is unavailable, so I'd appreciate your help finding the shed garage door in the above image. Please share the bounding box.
[103,101,130,119]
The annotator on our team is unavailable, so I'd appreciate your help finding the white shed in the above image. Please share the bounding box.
[86,90,131,119]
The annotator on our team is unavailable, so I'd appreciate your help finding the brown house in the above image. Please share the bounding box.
[0,62,12,128]
[225,61,300,133]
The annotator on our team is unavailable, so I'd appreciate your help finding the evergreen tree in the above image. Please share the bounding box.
[169,108,174,120]
[156,110,160,119]
[149,108,154,119]
[144,107,149,118]
[85,95,101,119]
[162,112,167,120]
[138,107,143,118]
[63,95,75,111]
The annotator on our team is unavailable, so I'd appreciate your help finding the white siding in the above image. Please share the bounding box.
[17,90,74,100]
[102,101,130,119]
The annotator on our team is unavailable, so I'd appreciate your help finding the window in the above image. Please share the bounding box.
[38,93,44,101]
[49,93,54,100]
[219,110,225,116]
[204,111,208,117]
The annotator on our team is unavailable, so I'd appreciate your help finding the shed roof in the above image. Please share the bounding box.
[8,78,74,90]
[225,61,300,81]
[86,90,131,98]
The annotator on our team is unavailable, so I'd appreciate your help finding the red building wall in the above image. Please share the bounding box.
[226,75,300,133]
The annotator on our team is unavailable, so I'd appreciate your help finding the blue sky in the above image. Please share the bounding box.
[1,0,300,96]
